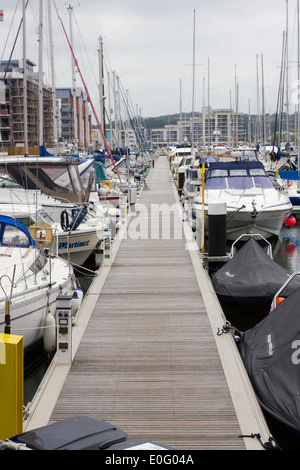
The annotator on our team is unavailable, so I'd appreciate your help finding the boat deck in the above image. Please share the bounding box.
[24,156,271,450]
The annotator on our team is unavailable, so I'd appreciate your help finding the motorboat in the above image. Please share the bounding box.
[182,156,219,203]
[211,234,300,317]
[192,161,292,240]
[239,276,300,439]
[0,215,81,354]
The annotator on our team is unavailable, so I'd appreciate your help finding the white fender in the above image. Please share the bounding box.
[71,287,83,316]
[43,312,56,354]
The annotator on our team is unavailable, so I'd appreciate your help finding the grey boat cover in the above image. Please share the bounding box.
[211,237,300,312]
[240,288,300,435]
[10,416,173,450]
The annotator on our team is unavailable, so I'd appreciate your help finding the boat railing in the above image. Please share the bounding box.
[230,233,273,258]
[270,271,300,311]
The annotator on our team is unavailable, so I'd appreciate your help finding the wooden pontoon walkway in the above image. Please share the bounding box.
[24,156,271,450]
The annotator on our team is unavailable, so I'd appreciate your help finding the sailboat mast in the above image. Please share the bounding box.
[179,78,182,143]
[68,5,78,147]
[261,53,266,146]
[191,9,195,153]
[53,1,123,184]
[297,0,300,180]
[22,0,28,156]
[286,0,289,145]
[38,0,43,148]
[98,36,105,147]
[48,0,57,148]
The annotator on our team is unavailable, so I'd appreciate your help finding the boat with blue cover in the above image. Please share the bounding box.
[0,215,80,353]
[192,161,292,240]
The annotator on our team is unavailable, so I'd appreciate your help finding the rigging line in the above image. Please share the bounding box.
[52,0,123,186]
[0,0,21,64]
[72,11,98,96]
[2,0,30,83]
[118,84,144,151]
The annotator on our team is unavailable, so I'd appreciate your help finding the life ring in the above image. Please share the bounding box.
[29,222,53,245]
[101,181,112,189]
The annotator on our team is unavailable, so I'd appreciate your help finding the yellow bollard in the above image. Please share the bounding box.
[0,333,23,440]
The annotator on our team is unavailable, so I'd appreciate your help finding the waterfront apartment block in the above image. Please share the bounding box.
[151,106,245,149]
[0,59,92,154]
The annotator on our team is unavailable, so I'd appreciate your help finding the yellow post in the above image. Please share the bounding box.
[200,163,206,252]
[0,333,23,440]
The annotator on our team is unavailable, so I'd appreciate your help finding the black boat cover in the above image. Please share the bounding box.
[240,288,300,436]
[9,416,174,450]
[211,237,300,313]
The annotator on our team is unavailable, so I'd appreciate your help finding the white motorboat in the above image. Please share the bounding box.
[192,161,293,241]
[0,215,81,354]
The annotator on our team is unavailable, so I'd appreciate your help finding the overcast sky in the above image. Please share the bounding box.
[0,0,299,119]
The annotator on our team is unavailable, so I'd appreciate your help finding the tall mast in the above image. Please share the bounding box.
[98,36,105,146]
[261,53,266,146]
[286,0,289,144]
[297,0,300,182]
[68,4,77,146]
[22,0,28,156]
[191,9,195,153]
[38,0,43,148]
[179,78,182,143]
[48,0,57,147]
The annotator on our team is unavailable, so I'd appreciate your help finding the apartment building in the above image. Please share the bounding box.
[0,59,92,154]
[0,59,54,152]
[56,88,92,150]
[151,106,245,149]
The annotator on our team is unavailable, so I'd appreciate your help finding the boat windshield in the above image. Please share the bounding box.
[206,167,274,190]
[1,223,30,247]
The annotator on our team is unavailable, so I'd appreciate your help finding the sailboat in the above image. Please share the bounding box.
[0,215,80,354]
[0,156,114,265]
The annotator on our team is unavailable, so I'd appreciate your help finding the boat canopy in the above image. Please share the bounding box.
[240,287,300,436]
[211,237,300,312]
[205,161,274,190]
[0,157,90,203]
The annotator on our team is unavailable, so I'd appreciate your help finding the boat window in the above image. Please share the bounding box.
[253,176,274,188]
[68,166,82,192]
[206,177,227,189]
[249,169,265,176]
[2,224,30,247]
[227,177,253,189]
[80,164,95,190]
[229,169,248,177]
[34,211,54,225]
[28,167,72,193]
[210,169,228,178]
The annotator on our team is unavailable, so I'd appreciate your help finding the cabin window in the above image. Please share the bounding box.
[210,169,228,178]
[68,166,82,192]
[229,169,247,177]
[2,225,29,247]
